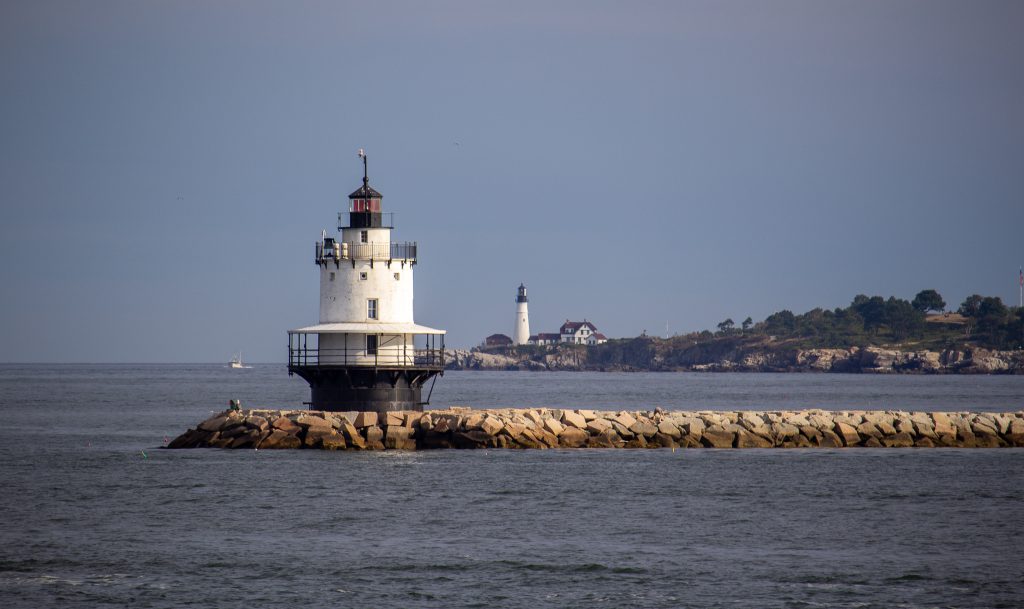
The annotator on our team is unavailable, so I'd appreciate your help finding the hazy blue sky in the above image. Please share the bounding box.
[2,0,1022,362]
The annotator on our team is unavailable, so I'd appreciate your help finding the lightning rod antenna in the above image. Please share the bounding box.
[358,148,368,187]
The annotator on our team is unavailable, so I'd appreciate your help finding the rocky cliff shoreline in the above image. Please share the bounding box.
[446,345,1024,374]
[168,408,1024,450]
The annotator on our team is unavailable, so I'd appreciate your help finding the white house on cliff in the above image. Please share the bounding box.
[526,320,607,346]
[558,320,607,345]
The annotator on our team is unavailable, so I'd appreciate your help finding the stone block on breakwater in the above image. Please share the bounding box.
[166,408,1024,451]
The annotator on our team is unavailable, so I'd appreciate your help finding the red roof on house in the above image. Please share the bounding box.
[592,333,607,340]
[485,333,512,345]
[560,320,598,334]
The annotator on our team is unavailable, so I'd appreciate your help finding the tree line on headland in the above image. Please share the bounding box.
[461,290,1023,373]
[711,290,1022,351]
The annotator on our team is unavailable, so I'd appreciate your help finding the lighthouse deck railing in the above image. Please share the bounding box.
[288,346,445,369]
[315,241,417,264]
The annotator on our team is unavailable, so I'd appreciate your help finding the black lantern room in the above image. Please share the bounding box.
[348,150,385,228]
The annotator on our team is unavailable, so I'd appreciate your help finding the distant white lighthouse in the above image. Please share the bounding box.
[513,283,530,345]
[287,150,446,412]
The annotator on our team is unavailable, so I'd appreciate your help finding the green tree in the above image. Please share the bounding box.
[717,318,735,334]
[852,295,886,334]
[831,308,865,343]
[975,297,1010,346]
[959,294,984,317]
[957,294,984,337]
[911,289,946,313]
[764,310,796,335]
[978,296,1008,319]
[741,317,753,332]
[884,296,924,341]
[798,308,831,338]
[1011,309,1024,349]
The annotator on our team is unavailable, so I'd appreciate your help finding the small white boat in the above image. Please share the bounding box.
[228,353,250,369]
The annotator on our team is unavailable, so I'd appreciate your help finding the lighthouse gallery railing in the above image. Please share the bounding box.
[288,344,444,369]
[315,241,417,264]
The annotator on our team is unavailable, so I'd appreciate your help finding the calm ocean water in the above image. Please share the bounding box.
[1,364,1022,608]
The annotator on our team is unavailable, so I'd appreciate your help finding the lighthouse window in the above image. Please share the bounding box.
[329,272,335,281]
[359,272,368,281]
[360,230,368,243]
[394,272,400,280]
[367,298,378,320]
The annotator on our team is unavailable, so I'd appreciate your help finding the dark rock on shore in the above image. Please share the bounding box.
[445,343,1024,374]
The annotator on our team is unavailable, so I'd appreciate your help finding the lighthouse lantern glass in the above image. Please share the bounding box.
[351,198,381,213]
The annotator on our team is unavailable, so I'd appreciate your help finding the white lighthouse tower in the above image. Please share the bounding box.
[287,150,446,413]
[513,283,530,345]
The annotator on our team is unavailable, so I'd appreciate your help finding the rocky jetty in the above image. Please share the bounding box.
[168,408,1024,450]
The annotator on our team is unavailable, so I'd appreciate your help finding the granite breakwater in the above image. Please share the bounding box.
[168,408,1024,450]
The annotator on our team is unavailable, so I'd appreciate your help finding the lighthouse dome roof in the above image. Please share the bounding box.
[348,184,382,199]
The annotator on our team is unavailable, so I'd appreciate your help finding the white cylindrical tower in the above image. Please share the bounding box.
[513,283,530,345]
[288,149,446,413]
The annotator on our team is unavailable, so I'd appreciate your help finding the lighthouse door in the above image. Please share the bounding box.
[366,334,378,356]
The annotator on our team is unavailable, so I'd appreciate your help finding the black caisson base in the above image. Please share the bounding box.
[289,366,442,413]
